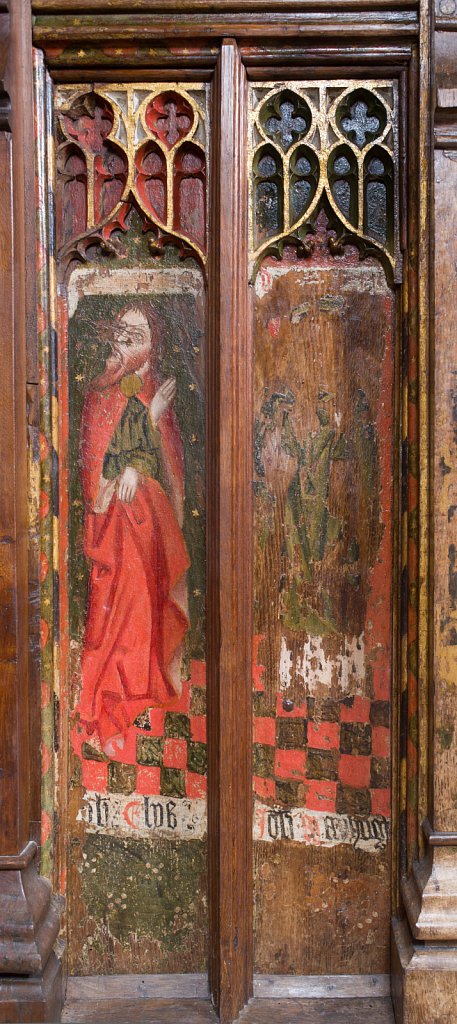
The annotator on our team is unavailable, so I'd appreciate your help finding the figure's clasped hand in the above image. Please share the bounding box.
[117,466,139,503]
[150,377,177,423]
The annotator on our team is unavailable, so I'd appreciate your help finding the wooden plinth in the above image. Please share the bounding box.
[392,917,457,1024]
[0,954,62,1024]
[0,843,63,1024]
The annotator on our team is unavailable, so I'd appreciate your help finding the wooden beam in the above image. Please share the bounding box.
[207,38,253,1024]
[32,11,420,45]
[31,0,420,11]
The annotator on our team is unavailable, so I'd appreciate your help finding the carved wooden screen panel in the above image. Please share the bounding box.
[250,80,400,973]
[0,1,435,1020]
[35,59,209,974]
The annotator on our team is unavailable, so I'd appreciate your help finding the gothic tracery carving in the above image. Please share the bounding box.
[249,80,400,281]
[55,83,208,272]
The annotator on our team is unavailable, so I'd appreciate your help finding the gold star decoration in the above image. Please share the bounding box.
[193,588,201,597]
[189,383,196,391]
[191,508,200,518]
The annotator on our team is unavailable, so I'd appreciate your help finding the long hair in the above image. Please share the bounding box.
[90,302,161,390]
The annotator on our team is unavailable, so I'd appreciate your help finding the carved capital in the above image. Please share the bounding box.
[435,87,457,147]
[436,0,457,29]
[435,24,457,146]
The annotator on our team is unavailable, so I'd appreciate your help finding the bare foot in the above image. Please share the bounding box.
[103,734,125,758]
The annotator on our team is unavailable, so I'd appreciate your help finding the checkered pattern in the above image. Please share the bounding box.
[80,653,390,819]
[80,659,207,799]
[253,691,390,818]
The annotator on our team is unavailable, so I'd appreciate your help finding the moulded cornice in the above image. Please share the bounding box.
[32,6,420,48]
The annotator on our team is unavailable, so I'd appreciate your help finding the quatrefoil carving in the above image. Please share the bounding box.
[260,90,311,152]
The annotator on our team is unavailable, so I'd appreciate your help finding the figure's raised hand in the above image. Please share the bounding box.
[117,466,139,503]
[150,377,176,423]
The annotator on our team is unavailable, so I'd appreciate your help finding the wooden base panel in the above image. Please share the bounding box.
[254,842,391,976]
[392,917,457,1024]
[240,999,394,1023]
[0,953,62,1024]
[253,975,390,998]
[62,995,394,1024]
[66,974,209,1001]
[62,997,217,1024]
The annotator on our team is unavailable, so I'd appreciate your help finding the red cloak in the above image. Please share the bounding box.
[76,372,190,748]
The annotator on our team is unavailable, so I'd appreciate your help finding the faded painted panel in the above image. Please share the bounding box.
[69,835,207,975]
[252,233,394,972]
[44,81,209,975]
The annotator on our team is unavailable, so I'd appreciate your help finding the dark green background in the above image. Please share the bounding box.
[68,243,206,673]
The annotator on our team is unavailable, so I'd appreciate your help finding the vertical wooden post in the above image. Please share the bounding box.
[392,1,457,1019]
[398,17,457,935]
[207,37,253,1024]
[0,1,62,1020]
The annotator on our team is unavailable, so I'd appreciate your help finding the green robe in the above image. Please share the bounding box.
[102,393,166,488]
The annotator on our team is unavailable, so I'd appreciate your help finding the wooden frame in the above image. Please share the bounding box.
[4,2,457,1023]
[0,3,62,1020]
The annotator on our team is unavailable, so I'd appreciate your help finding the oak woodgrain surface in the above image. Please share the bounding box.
[207,39,253,1024]
[0,2,63,1018]
[32,0,419,10]
[433,148,457,834]
[238,998,394,1022]
[254,845,391,975]
[32,15,420,45]
[62,998,218,1023]
[0,3,438,1024]
[62,995,394,1023]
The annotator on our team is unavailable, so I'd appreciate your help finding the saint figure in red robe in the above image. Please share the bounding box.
[75,305,190,757]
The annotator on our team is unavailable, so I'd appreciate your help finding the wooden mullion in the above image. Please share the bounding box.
[207,37,253,1024]
[0,0,32,863]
